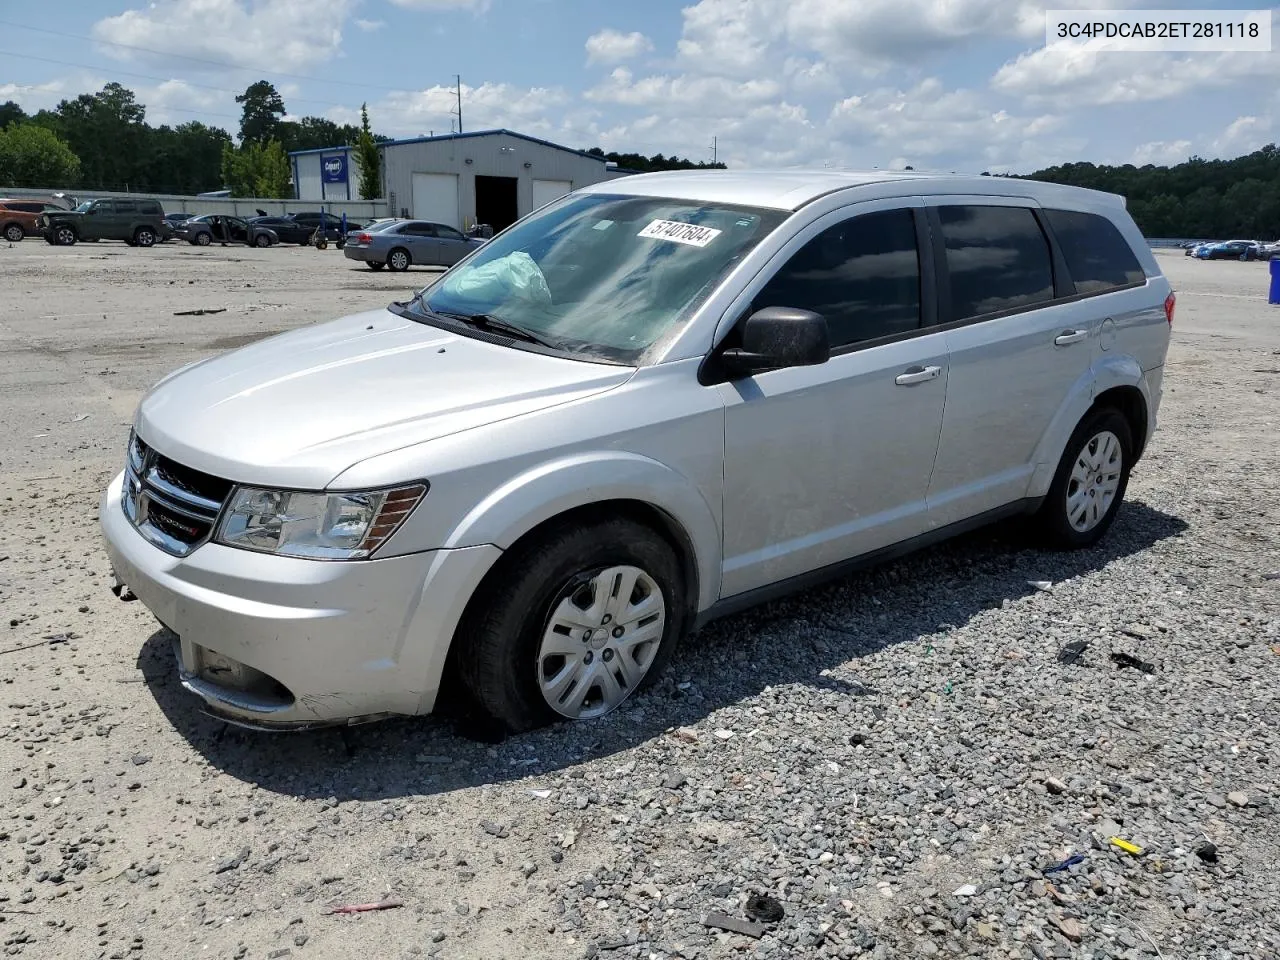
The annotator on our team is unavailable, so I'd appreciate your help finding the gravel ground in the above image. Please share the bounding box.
[1,241,1278,960]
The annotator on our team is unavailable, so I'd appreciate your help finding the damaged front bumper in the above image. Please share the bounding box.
[100,471,501,729]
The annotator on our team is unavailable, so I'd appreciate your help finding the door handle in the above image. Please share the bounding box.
[895,364,942,386]
[1054,329,1088,346]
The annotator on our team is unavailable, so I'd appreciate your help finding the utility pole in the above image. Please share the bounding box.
[712,136,717,165]
[455,75,463,134]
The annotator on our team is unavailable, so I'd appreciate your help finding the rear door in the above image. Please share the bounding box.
[113,199,138,239]
[925,198,1094,525]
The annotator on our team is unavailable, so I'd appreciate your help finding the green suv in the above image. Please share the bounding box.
[41,198,167,247]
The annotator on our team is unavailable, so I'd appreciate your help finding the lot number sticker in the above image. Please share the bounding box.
[638,219,722,247]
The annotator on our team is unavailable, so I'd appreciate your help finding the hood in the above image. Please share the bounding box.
[135,308,634,489]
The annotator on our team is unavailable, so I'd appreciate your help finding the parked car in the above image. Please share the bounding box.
[40,198,166,246]
[100,170,1172,733]
[343,219,486,270]
[0,199,68,241]
[1256,240,1280,260]
[174,214,279,247]
[1193,239,1262,260]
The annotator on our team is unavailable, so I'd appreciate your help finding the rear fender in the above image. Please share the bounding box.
[1027,355,1148,498]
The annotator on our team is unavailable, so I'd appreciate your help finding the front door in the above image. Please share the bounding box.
[718,200,948,598]
[83,200,112,239]
[924,199,1095,526]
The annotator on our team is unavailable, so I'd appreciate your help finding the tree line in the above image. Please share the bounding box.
[1020,146,1280,239]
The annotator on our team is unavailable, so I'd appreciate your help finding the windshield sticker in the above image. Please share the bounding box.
[593,220,614,231]
[637,219,722,247]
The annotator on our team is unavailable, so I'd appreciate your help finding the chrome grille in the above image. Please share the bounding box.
[122,433,233,557]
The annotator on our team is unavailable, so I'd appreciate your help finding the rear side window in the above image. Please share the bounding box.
[399,222,435,236]
[1044,209,1145,294]
[938,205,1053,320]
[755,208,921,349]
[115,200,137,214]
[139,200,162,215]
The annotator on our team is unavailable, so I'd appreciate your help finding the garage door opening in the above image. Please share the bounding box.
[475,175,519,233]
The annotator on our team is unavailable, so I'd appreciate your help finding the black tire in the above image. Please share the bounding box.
[367,261,385,270]
[54,226,77,246]
[456,518,688,732]
[3,223,23,243]
[194,232,211,246]
[134,227,156,247]
[387,247,411,272]
[1034,407,1133,549]
[254,233,270,247]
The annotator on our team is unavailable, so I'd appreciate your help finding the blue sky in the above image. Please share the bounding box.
[2,0,1278,172]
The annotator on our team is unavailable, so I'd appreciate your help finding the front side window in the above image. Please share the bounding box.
[938,205,1053,320]
[411,194,786,364]
[1044,209,1145,294]
[436,225,465,241]
[754,208,921,349]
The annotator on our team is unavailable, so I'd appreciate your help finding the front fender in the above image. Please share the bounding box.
[1027,355,1152,498]
[445,451,721,613]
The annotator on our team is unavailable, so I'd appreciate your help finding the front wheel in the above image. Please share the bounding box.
[54,226,77,246]
[194,232,211,246]
[457,518,687,732]
[3,223,23,243]
[1034,408,1133,549]
[254,233,270,247]
[387,247,411,271]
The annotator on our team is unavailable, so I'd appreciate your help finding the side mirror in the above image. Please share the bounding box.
[721,306,830,377]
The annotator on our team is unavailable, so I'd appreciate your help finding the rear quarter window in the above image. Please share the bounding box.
[1044,209,1145,294]
[139,200,162,215]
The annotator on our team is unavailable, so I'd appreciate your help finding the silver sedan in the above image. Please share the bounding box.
[343,219,485,271]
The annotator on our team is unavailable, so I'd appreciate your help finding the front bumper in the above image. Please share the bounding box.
[100,472,501,729]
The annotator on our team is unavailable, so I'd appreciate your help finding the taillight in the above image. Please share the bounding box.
[355,233,372,244]
[1164,291,1175,327]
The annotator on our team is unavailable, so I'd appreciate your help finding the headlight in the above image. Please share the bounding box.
[215,484,427,560]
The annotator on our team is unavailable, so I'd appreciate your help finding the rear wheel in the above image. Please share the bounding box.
[457,518,687,732]
[3,223,23,243]
[387,247,411,272]
[367,261,385,270]
[134,227,156,247]
[1034,407,1133,549]
[54,226,77,246]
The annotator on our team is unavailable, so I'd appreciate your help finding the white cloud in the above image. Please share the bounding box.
[993,46,1280,107]
[586,68,782,113]
[1130,140,1193,166]
[0,79,74,114]
[387,0,488,8]
[366,82,570,139]
[1211,116,1272,158]
[585,29,654,65]
[354,18,385,31]
[93,0,355,73]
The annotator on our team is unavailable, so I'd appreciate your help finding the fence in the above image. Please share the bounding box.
[0,186,389,221]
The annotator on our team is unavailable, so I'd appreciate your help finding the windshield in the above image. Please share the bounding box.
[409,194,786,364]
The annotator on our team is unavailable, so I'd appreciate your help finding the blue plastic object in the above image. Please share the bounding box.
[1270,257,1280,305]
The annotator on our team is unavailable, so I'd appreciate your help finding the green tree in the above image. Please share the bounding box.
[0,100,26,130]
[356,103,382,200]
[279,115,361,153]
[0,122,81,187]
[220,139,291,198]
[235,80,286,144]
[49,82,147,190]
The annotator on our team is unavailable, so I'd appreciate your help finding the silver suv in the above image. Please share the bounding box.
[100,171,1172,732]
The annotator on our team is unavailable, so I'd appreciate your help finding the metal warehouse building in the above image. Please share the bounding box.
[290,129,630,232]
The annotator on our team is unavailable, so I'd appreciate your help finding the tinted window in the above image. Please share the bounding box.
[938,205,1053,320]
[1044,209,1144,294]
[754,208,921,349]
[399,222,435,236]
[436,225,465,241]
[92,201,113,213]
[139,200,161,215]
[14,202,42,213]
[115,200,137,214]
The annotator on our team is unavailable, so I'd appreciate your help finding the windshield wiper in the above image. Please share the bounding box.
[441,312,563,350]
